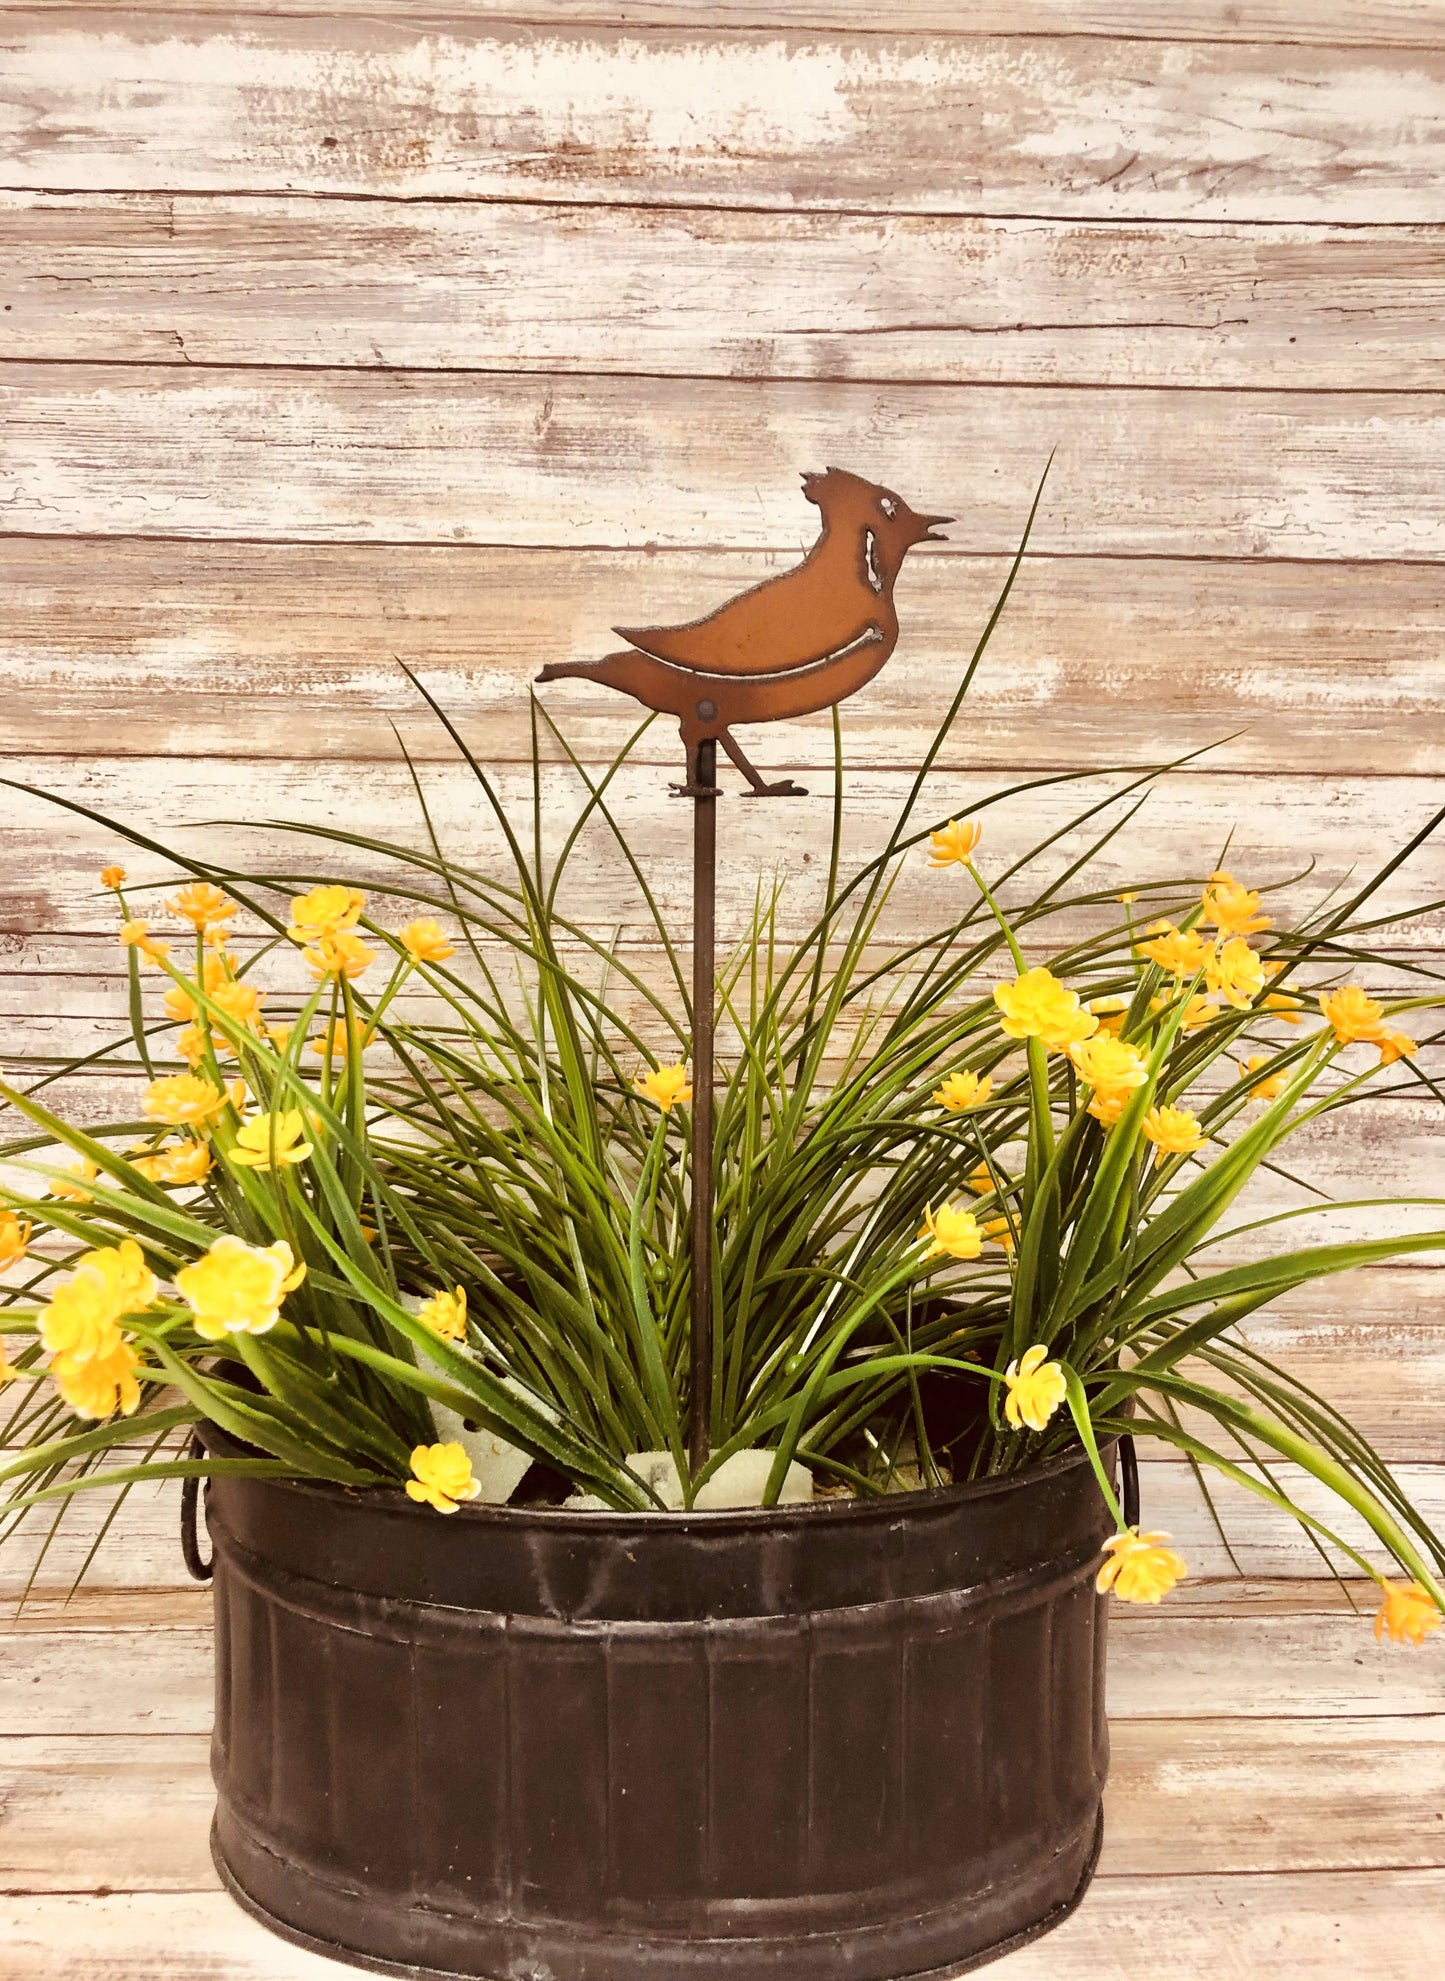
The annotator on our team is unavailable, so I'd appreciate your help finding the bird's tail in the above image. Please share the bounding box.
[535,653,629,686]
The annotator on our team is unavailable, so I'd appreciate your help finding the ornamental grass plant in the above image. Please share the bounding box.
[2,543,1444,1649]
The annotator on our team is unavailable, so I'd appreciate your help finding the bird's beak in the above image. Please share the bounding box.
[918,513,953,542]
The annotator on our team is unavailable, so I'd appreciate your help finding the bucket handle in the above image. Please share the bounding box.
[180,1431,213,1582]
[1119,1433,1140,1530]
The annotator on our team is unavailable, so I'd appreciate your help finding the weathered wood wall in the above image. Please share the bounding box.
[3,4,1445,1973]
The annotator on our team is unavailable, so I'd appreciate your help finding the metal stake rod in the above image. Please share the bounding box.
[689,737,718,1475]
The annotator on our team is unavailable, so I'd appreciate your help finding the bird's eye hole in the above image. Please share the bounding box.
[879,495,899,518]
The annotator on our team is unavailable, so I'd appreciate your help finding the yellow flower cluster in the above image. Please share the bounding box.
[38,1239,154,1420]
[1374,1580,1443,1647]
[1201,870,1271,936]
[407,1441,481,1514]
[1002,1345,1066,1432]
[1318,986,1416,1066]
[144,1072,240,1130]
[1096,1528,1188,1603]
[919,1203,982,1261]
[932,1069,991,1112]
[175,1235,305,1342]
[417,1286,467,1343]
[0,1210,31,1269]
[635,1064,692,1113]
[994,967,1097,1053]
[927,819,983,869]
[1142,1105,1205,1156]
[1135,921,1210,978]
[1068,1033,1147,1127]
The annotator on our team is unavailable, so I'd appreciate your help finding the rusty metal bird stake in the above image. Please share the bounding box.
[536,468,951,1476]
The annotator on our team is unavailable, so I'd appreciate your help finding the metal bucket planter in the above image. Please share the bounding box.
[198,1435,1116,1981]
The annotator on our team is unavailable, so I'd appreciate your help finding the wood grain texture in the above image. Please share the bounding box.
[7,758,1443,944]
[6,542,1445,774]
[3,1716,1440,1893]
[9,193,1445,391]
[24,6,1445,51]
[6,17,1445,221]
[7,366,1445,560]
[6,1874,1445,1979]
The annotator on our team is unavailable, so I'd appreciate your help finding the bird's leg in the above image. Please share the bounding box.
[719,728,807,798]
[669,727,723,799]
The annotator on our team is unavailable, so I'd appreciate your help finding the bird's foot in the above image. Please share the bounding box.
[743,778,809,799]
[669,779,723,799]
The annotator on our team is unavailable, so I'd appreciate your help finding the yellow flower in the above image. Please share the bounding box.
[406,1441,481,1514]
[1378,1028,1418,1068]
[288,884,366,945]
[966,1162,996,1196]
[0,1354,23,1387]
[168,881,236,932]
[0,1210,31,1269]
[229,1110,313,1171]
[208,978,265,1037]
[417,1286,467,1343]
[54,1336,144,1420]
[919,1203,982,1261]
[144,1072,231,1129]
[635,1064,692,1113]
[1206,935,1266,1011]
[100,865,126,890]
[311,1020,368,1063]
[1135,921,1209,978]
[1096,1528,1188,1604]
[39,1243,155,1381]
[1091,1093,1129,1129]
[1239,1054,1285,1102]
[1318,985,1387,1046]
[303,929,375,981]
[1002,1344,1067,1431]
[176,1022,209,1067]
[1262,962,1303,1024]
[927,819,982,869]
[931,1069,992,1112]
[1201,869,1271,937]
[163,954,227,1024]
[49,1157,98,1203]
[982,1215,1015,1253]
[993,967,1098,1053]
[1150,989,1215,1034]
[1142,1105,1205,1155]
[267,1023,296,1054]
[398,918,457,964]
[176,1235,305,1342]
[1116,891,1138,905]
[1090,995,1129,1036]
[1069,1033,1147,1096]
[153,1138,213,1186]
[116,918,171,967]
[1373,1580,1443,1647]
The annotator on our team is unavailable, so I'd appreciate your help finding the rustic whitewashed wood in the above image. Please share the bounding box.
[32,5,1445,49]
[3,1714,1440,1894]
[6,367,1445,558]
[6,1873,1444,1980]
[6,18,1445,221]
[7,542,1445,774]
[9,193,1445,391]
[8,1585,1442,1736]
[7,758,1443,944]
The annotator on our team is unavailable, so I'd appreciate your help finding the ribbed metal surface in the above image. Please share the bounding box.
[205,1443,1113,1981]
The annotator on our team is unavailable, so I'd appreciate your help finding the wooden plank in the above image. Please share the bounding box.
[6,1584,1440,1736]
[5,366,1445,559]
[4,1462,1442,1600]
[6,17,1445,221]
[1,1714,1439,1895]
[9,192,1445,391]
[5,1873,1444,1979]
[6,758,1444,944]
[27,6,1445,53]
[6,542,1445,776]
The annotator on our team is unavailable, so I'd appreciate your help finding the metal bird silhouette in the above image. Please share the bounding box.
[535,467,951,796]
